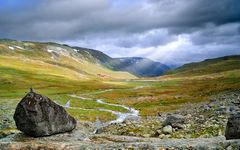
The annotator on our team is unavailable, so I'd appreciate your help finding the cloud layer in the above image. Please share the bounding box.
[0,0,240,65]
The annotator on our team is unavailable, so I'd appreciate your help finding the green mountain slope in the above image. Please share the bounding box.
[0,39,136,80]
[167,55,240,76]
[0,39,240,125]
[0,39,137,122]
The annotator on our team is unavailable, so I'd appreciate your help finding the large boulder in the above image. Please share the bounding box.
[225,112,240,140]
[13,89,77,137]
[164,114,186,129]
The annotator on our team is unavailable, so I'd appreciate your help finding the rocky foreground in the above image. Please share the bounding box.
[0,122,240,150]
[1,91,240,149]
[0,120,240,150]
[102,91,240,139]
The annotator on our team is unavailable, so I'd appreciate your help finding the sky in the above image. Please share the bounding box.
[0,0,240,65]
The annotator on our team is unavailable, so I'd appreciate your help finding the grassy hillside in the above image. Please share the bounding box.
[0,40,135,79]
[0,39,239,125]
[0,40,136,122]
[167,55,240,76]
[94,56,240,116]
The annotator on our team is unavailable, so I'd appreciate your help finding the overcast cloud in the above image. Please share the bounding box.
[0,0,240,65]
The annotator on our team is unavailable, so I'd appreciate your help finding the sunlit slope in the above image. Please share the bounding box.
[0,40,136,80]
[161,55,240,97]
[167,55,240,76]
[0,40,137,121]
[93,55,240,116]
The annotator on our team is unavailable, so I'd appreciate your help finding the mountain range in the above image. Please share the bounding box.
[72,46,169,77]
[1,39,239,80]
[0,39,169,78]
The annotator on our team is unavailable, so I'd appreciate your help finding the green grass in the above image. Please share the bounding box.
[91,69,240,116]
[66,108,116,122]
[1,65,240,119]
[49,94,128,113]
[0,43,134,123]
[0,40,240,124]
[167,55,240,76]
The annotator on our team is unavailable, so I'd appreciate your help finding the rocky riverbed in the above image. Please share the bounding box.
[1,90,240,149]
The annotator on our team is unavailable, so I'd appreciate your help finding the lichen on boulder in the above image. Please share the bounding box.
[13,89,76,137]
[225,112,240,140]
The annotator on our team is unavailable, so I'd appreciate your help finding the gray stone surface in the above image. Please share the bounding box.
[1,133,240,150]
[162,125,173,134]
[225,112,240,140]
[164,114,186,129]
[13,91,76,137]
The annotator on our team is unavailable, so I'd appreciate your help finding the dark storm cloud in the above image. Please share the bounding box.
[115,29,177,48]
[1,0,240,40]
[0,0,240,64]
[189,23,240,46]
[149,0,240,27]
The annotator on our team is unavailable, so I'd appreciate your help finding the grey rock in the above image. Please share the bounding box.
[143,134,151,138]
[162,125,173,134]
[158,134,165,139]
[164,114,186,129]
[229,106,238,112]
[216,106,229,115]
[156,129,162,135]
[225,112,240,140]
[13,91,77,137]
[94,128,104,134]
[202,105,211,111]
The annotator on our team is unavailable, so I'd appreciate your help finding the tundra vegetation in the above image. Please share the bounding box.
[0,40,240,139]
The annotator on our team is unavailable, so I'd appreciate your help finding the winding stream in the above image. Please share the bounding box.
[67,95,139,125]
[96,99,139,124]
[63,86,147,133]
[57,86,149,134]
[67,86,146,125]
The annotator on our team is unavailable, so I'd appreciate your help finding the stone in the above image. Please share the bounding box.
[159,134,165,139]
[200,134,211,138]
[164,114,186,129]
[216,106,229,115]
[162,125,173,134]
[226,145,233,150]
[94,128,104,134]
[186,114,192,118]
[229,106,238,112]
[156,129,162,135]
[13,90,77,137]
[203,105,211,111]
[143,134,151,138]
[225,112,240,140]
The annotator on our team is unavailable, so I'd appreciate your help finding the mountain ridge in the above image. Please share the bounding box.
[166,55,240,76]
[0,39,170,78]
[72,46,170,77]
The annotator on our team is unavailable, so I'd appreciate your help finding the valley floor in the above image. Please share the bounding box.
[0,61,240,149]
[0,40,240,149]
[1,90,240,149]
